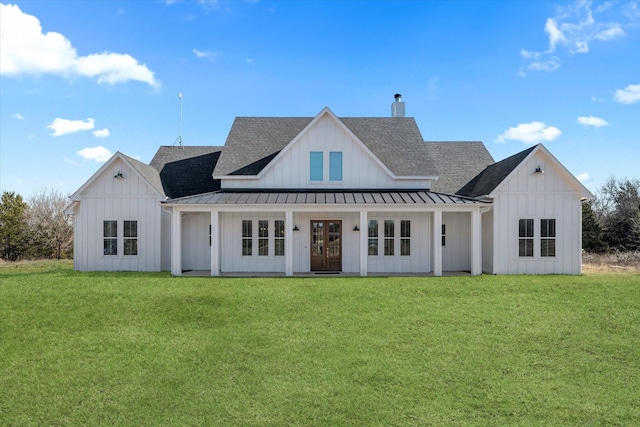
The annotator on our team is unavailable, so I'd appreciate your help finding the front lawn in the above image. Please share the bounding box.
[1,261,639,426]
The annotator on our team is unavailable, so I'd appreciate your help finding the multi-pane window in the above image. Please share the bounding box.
[274,220,285,257]
[442,224,446,247]
[368,220,378,256]
[123,220,138,256]
[258,220,269,256]
[519,219,534,257]
[242,220,252,256]
[310,151,323,181]
[400,220,411,256]
[384,220,394,256]
[103,220,117,255]
[540,219,556,257]
[329,151,343,181]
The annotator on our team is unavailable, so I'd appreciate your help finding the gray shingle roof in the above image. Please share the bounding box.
[123,154,166,197]
[424,142,494,194]
[212,116,438,177]
[150,146,223,199]
[456,145,537,198]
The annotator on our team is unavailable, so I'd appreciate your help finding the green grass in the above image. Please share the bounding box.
[1,261,639,426]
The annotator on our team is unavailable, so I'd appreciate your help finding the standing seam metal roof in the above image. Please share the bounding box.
[164,190,488,205]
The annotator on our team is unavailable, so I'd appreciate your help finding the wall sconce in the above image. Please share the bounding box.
[293,225,299,231]
[353,224,360,231]
[534,166,544,174]
[114,171,124,179]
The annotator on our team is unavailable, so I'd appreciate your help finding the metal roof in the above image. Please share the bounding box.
[164,190,488,206]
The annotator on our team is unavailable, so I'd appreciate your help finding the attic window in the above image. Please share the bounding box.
[310,152,323,181]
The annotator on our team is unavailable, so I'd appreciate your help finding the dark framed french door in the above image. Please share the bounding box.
[310,220,342,271]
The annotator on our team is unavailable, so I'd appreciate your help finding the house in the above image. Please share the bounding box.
[65,96,592,275]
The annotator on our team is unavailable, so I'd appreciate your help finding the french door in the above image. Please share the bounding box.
[310,220,342,271]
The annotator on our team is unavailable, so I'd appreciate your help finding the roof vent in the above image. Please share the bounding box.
[392,93,405,117]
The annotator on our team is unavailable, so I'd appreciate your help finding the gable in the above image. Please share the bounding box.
[213,108,439,181]
[457,144,592,199]
[492,145,592,198]
[69,152,165,201]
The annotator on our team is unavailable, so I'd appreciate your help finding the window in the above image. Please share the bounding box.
[242,220,252,256]
[258,220,269,256]
[103,220,117,255]
[442,224,446,247]
[310,151,323,181]
[329,151,343,181]
[384,220,394,256]
[400,220,411,256]
[368,220,378,256]
[123,220,138,256]
[274,220,285,256]
[540,219,556,257]
[519,219,534,257]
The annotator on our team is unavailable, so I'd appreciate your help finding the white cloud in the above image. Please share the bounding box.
[576,172,590,183]
[77,146,113,162]
[48,118,95,136]
[520,2,634,75]
[614,83,640,104]
[0,4,159,87]
[93,128,110,138]
[496,122,562,144]
[577,116,609,128]
[193,48,221,60]
[11,113,24,120]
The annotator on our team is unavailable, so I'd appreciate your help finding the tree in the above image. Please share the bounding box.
[26,189,73,259]
[588,177,640,252]
[582,201,607,253]
[0,191,28,260]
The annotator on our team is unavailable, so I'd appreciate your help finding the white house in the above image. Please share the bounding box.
[66,96,592,275]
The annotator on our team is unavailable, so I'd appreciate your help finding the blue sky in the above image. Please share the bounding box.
[1,0,638,199]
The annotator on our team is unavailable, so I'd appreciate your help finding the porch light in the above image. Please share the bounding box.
[114,171,124,179]
[534,166,544,174]
[353,224,360,231]
[293,225,299,231]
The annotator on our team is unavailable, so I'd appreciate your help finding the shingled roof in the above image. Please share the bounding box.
[456,145,537,198]
[213,115,438,178]
[424,142,494,194]
[150,146,223,199]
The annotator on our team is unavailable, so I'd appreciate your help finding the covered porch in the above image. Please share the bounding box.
[163,190,491,277]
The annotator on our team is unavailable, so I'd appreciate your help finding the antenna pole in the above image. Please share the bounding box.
[174,92,183,148]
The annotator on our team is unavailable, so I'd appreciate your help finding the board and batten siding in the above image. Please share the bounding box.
[72,158,163,272]
[366,212,431,274]
[222,114,430,190]
[491,152,583,274]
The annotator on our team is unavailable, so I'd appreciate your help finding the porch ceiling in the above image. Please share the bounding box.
[163,190,488,206]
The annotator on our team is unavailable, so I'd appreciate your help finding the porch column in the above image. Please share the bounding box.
[359,210,368,276]
[171,207,182,276]
[432,210,442,277]
[285,210,293,276]
[210,210,220,276]
[471,208,481,276]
